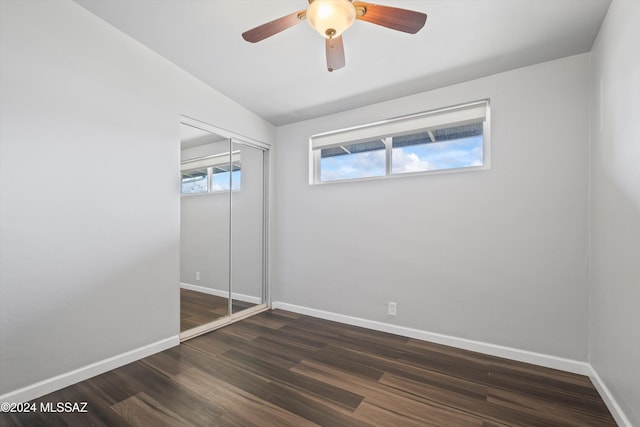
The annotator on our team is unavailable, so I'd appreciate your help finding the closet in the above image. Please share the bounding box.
[178,117,269,340]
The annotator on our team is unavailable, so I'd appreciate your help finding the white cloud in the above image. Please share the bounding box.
[321,151,385,181]
[392,150,430,173]
[211,181,227,192]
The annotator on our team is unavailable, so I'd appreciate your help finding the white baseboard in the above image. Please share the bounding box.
[180,282,262,305]
[589,365,633,427]
[0,335,179,405]
[271,302,591,375]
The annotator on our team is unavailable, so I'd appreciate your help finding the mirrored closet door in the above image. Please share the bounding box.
[179,119,268,340]
[231,140,265,315]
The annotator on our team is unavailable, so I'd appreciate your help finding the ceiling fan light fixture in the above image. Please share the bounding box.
[242,1,427,72]
[306,0,356,38]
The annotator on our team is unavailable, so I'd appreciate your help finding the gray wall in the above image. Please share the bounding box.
[180,193,231,291]
[590,0,640,423]
[0,0,273,396]
[273,53,591,360]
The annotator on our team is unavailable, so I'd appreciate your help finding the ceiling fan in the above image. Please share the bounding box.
[242,0,427,72]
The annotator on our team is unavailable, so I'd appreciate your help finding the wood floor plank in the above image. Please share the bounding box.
[216,322,262,341]
[0,309,617,427]
[71,382,133,427]
[110,361,223,425]
[258,381,374,427]
[353,400,444,427]
[221,349,365,411]
[242,312,290,330]
[307,345,387,380]
[406,338,600,397]
[485,368,611,416]
[487,387,617,426]
[292,359,488,427]
[219,336,302,370]
[175,346,370,426]
[173,368,317,427]
[111,392,196,427]
[139,346,195,378]
[380,371,555,426]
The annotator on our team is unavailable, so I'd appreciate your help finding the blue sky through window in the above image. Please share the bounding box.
[212,170,241,191]
[392,135,483,174]
[320,135,483,182]
[321,149,386,182]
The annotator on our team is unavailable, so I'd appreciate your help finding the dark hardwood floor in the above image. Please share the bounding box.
[180,288,256,332]
[1,310,616,426]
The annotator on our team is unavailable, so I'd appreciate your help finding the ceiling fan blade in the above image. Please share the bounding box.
[353,2,427,34]
[242,10,305,43]
[326,36,345,72]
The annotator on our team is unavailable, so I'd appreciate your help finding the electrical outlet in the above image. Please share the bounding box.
[388,301,397,316]
[195,271,200,281]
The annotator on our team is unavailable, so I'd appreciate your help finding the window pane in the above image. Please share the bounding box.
[211,169,241,191]
[320,140,386,182]
[181,169,208,194]
[392,134,483,174]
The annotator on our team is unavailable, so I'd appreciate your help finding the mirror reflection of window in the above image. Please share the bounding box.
[180,142,242,194]
[181,169,208,194]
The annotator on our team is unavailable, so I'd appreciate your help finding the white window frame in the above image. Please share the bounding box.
[309,99,491,184]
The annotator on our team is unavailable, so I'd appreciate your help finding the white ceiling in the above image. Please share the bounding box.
[74,0,611,126]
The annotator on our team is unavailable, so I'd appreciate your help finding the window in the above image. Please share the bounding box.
[181,169,208,194]
[181,151,241,194]
[310,100,489,184]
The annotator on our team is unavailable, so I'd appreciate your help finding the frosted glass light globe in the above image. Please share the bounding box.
[306,0,357,38]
